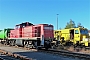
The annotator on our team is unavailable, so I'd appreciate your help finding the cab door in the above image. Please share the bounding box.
[74,29,80,43]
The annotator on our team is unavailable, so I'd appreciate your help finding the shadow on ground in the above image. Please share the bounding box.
[12,51,87,60]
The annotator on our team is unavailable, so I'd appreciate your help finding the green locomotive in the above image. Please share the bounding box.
[0,28,14,40]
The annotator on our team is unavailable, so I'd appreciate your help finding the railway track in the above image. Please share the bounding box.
[38,49,90,60]
[1,43,90,60]
[0,43,36,51]
[0,51,21,60]
[0,54,20,60]
[0,43,36,60]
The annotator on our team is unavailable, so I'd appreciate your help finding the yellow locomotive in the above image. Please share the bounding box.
[54,27,90,47]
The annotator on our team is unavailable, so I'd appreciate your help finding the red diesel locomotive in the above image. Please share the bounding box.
[5,22,55,50]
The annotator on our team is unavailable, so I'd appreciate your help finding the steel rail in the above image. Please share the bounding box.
[38,49,90,59]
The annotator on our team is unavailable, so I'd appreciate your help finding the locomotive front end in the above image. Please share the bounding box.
[80,28,90,46]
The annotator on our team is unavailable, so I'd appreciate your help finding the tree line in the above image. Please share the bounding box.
[64,19,83,29]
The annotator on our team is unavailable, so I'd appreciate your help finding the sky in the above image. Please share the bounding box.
[0,0,90,30]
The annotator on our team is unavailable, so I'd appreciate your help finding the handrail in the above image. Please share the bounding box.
[7,32,41,38]
[8,29,54,38]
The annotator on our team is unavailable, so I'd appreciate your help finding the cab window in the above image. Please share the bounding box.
[75,30,79,34]
[80,29,88,34]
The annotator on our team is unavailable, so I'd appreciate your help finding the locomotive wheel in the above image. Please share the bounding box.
[3,40,7,45]
[24,40,33,49]
[25,44,33,48]
[10,40,15,46]
[51,42,57,49]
